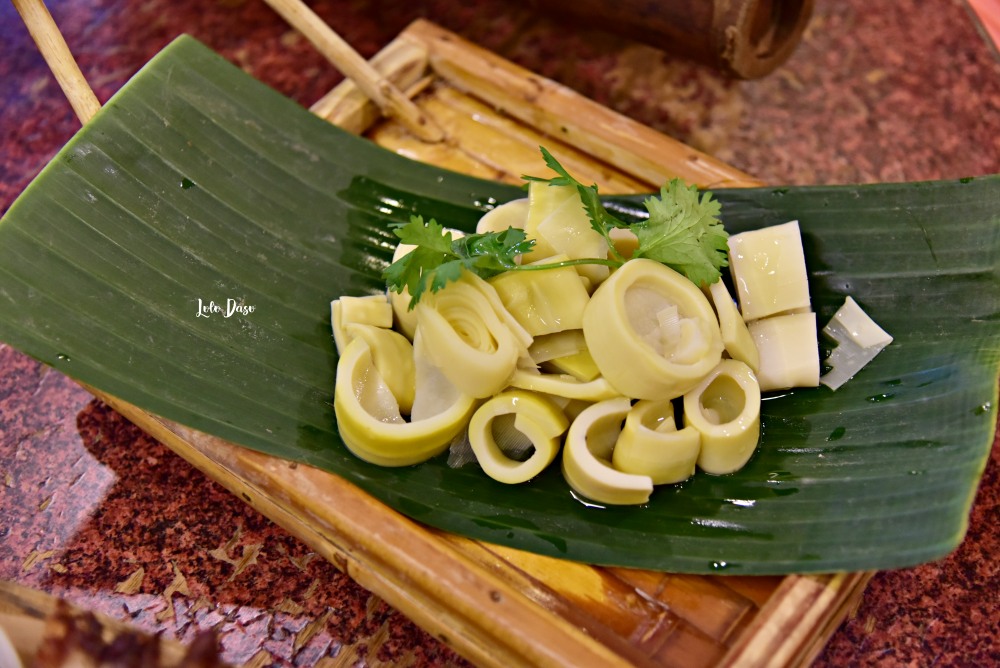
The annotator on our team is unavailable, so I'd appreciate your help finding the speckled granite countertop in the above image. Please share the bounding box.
[1,1,997,666]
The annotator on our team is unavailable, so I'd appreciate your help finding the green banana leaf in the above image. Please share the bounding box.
[1,36,997,574]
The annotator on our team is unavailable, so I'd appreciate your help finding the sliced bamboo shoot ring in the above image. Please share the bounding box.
[343,323,416,415]
[508,368,621,402]
[612,399,701,485]
[415,273,528,398]
[583,259,724,400]
[334,337,475,467]
[331,294,393,353]
[475,197,529,234]
[561,398,653,505]
[468,390,569,484]
[706,280,760,373]
[683,359,761,475]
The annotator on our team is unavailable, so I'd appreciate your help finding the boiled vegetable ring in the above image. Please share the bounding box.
[612,399,701,485]
[561,397,654,505]
[583,259,724,400]
[467,390,568,484]
[416,273,527,398]
[334,337,476,467]
[507,368,621,402]
[683,359,761,474]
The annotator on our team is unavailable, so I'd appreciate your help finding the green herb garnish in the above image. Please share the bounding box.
[632,179,729,288]
[384,216,535,306]
[383,148,729,306]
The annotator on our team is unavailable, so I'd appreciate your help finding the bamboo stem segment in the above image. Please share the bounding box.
[12,0,100,125]
[262,0,445,143]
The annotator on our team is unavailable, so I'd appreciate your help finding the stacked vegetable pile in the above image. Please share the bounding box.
[332,150,889,505]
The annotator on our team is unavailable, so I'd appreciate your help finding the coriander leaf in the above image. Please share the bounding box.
[391,215,454,253]
[453,227,534,275]
[383,216,536,308]
[383,215,457,305]
[631,179,729,287]
[427,259,467,294]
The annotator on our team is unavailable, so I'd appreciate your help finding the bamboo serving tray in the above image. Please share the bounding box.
[77,19,871,668]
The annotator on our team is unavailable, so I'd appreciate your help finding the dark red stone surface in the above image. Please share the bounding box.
[1,1,997,666]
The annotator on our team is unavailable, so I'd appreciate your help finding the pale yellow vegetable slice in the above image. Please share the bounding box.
[410,329,472,421]
[331,294,393,354]
[545,348,601,382]
[528,330,587,364]
[467,390,569,484]
[343,323,416,415]
[683,359,761,475]
[459,265,534,353]
[415,273,526,398]
[612,399,701,484]
[583,259,724,400]
[476,197,530,234]
[489,256,591,336]
[508,368,621,402]
[820,296,893,390]
[535,194,610,285]
[706,280,760,373]
[334,337,475,467]
[561,398,653,505]
[609,227,639,259]
[728,220,811,321]
[748,312,820,391]
[522,180,576,261]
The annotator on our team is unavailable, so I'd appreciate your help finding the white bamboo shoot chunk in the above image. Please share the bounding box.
[820,296,893,390]
[748,312,820,391]
[728,221,810,321]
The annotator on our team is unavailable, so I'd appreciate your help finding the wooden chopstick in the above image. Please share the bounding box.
[262,0,445,143]
[16,0,443,143]
[12,0,100,125]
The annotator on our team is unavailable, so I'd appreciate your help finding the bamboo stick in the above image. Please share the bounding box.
[11,0,100,125]
[310,36,431,133]
[262,0,444,143]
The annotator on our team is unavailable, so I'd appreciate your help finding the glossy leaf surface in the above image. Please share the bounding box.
[1,37,997,573]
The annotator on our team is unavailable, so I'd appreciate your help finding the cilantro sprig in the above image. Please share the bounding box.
[633,179,729,288]
[383,148,729,307]
[384,216,535,307]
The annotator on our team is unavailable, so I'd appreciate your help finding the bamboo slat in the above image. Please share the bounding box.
[45,19,870,668]
[260,0,443,142]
